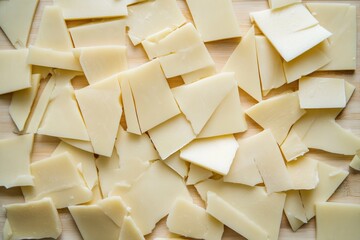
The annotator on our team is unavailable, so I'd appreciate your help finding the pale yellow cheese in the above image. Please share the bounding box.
[287,157,319,190]
[86,183,103,205]
[70,20,126,48]
[284,190,307,231]
[185,0,241,42]
[2,220,12,240]
[148,114,196,160]
[280,132,309,162]
[0,134,34,188]
[0,49,31,94]
[316,202,360,240]
[0,0,39,48]
[300,161,349,220]
[186,163,213,185]
[172,73,236,134]
[246,92,306,144]
[181,65,217,84]
[54,0,127,20]
[350,152,360,171]
[119,216,145,240]
[4,198,61,240]
[251,4,331,62]
[180,135,239,175]
[96,196,129,227]
[61,138,94,153]
[32,65,53,79]
[268,0,301,9]
[167,198,224,240]
[75,76,122,157]
[163,152,189,179]
[222,26,262,102]
[9,74,41,131]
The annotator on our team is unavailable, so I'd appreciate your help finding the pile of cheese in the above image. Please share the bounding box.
[0,0,359,239]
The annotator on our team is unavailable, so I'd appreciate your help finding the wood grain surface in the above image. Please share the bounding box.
[0,0,360,239]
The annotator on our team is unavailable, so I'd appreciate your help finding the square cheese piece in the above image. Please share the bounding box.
[298,77,346,109]
[186,0,241,42]
[251,4,331,62]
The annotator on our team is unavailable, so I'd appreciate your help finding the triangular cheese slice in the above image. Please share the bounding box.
[60,138,94,153]
[119,216,145,240]
[186,164,213,185]
[163,152,189,179]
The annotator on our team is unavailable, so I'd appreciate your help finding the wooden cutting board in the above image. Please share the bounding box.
[0,0,359,239]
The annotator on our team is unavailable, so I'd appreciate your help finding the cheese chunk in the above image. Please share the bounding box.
[186,0,241,42]
[0,0,39,48]
[0,49,31,94]
[76,76,122,157]
[0,134,34,188]
[79,46,127,85]
[287,157,319,190]
[4,198,61,240]
[112,161,191,235]
[182,66,216,85]
[61,138,94,153]
[164,152,189,179]
[167,198,223,240]
[180,135,239,175]
[54,0,127,20]
[350,152,360,171]
[148,114,196,160]
[9,74,41,131]
[307,3,356,70]
[119,216,145,240]
[299,77,346,109]
[280,132,309,162]
[22,152,92,209]
[127,0,186,45]
[246,92,306,144]
[316,202,360,240]
[251,4,331,62]
[284,191,307,231]
[300,161,349,220]
[172,73,236,134]
[268,0,301,9]
[222,26,262,102]
[186,164,213,185]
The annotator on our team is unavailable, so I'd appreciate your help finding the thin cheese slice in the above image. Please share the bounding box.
[350,152,360,171]
[268,0,301,9]
[180,135,239,175]
[2,220,12,240]
[32,66,53,79]
[181,65,217,84]
[119,216,145,240]
[167,198,224,240]
[186,164,213,185]
[287,157,319,190]
[61,138,94,153]
[284,190,307,231]
[0,0,39,48]
[163,152,189,179]
[222,26,262,102]
[0,134,34,188]
[280,132,309,162]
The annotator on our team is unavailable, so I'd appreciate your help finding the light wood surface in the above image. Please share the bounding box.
[0,0,360,239]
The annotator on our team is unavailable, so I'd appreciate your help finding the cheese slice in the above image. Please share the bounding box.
[316,202,360,240]
[180,135,239,175]
[300,161,349,220]
[61,138,94,153]
[9,74,41,131]
[268,0,301,9]
[350,152,360,171]
[222,26,262,102]
[127,0,186,45]
[54,0,127,20]
[186,164,213,185]
[251,4,331,62]
[172,73,236,134]
[163,152,189,179]
[86,184,103,205]
[287,157,319,190]
[246,92,306,144]
[0,134,34,188]
[284,190,307,231]
[148,114,196,160]
[167,198,224,240]
[119,216,145,240]
[0,49,31,94]
[4,198,61,240]
[280,132,309,162]
[181,65,217,84]
[32,66,53,79]
[2,219,12,240]
[0,0,39,48]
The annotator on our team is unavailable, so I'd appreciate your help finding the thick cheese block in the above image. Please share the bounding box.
[119,216,145,240]
[186,163,213,185]
[181,65,217,85]
[0,134,34,188]
[280,132,309,162]
[268,0,301,9]
[163,152,189,179]
[287,157,319,190]
[284,190,307,231]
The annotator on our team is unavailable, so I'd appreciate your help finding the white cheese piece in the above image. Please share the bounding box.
[186,164,213,185]
[75,76,122,157]
[350,152,360,171]
[167,198,224,240]
[0,134,34,188]
[148,114,196,160]
[287,157,319,190]
[21,152,92,209]
[172,73,236,134]
[306,3,356,70]
[185,0,241,42]
[316,202,360,240]
[284,190,307,231]
[119,216,145,240]
[246,92,306,144]
[300,161,349,220]
[86,184,103,205]
[280,132,309,162]
[268,0,301,9]
[298,77,346,109]
[9,74,41,131]
[251,4,331,62]
[4,198,61,240]
[96,197,129,227]
[127,0,186,45]
[195,179,286,240]
[0,49,31,94]
[0,0,39,48]
[180,135,239,175]
[61,138,94,153]
[198,88,247,138]
[255,35,286,93]
[282,44,330,83]
[181,65,217,84]
[54,0,127,20]
[222,26,262,102]
[206,192,267,240]
[79,46,127,85]
[164,152,189,179]
[112,161,191,235]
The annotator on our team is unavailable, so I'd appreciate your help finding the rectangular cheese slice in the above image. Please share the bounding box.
[287,157,319,190]
[181,65,217,84]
